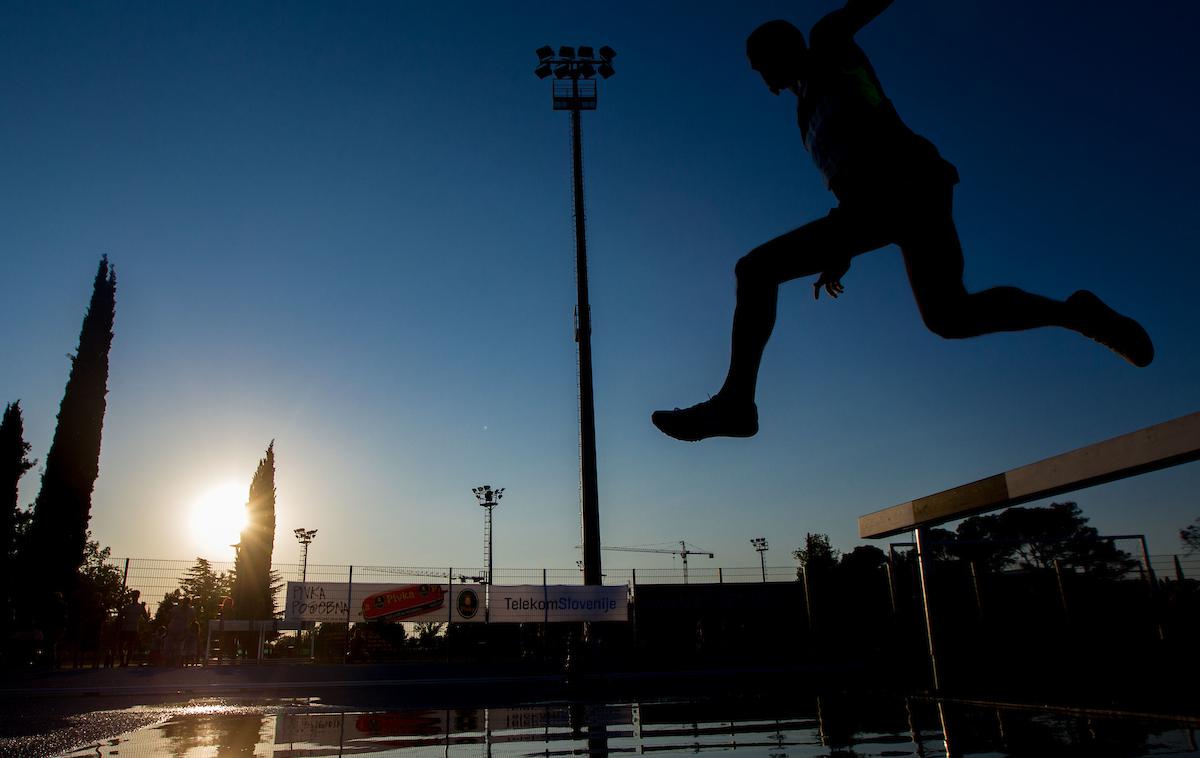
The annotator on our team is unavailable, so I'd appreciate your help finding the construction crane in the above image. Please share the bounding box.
[599,541,714,584]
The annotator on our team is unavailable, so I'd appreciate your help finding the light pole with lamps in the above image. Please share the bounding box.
[472,486,504,586]
[473,486,503,625]
[533,44,615,587]
[752,537,769,582]
[293,528,317,658]
[294,528,318,583]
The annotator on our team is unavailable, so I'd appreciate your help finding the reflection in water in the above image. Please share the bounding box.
[158,712,266,757]
[62,696,1200,758]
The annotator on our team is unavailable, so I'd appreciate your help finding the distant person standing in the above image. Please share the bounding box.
[652,0,1153,442]
[118,590,148,666]
[166,596,196,667]
[38,591,67,670]
[186,619,201,666]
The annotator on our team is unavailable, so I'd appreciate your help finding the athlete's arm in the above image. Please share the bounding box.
[813,0,895,43]
[813,258,850,300]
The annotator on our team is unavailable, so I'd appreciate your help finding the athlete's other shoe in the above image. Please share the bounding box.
[1068,290,1154,367]
[651,395,759,442]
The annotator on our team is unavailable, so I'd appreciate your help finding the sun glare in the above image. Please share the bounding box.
[189,482,248,559]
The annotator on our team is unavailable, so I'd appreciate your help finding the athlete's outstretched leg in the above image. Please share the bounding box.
[899,189,1153,366]
[653,210,888,441]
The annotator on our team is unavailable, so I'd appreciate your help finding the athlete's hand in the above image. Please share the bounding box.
[813,259,850,300]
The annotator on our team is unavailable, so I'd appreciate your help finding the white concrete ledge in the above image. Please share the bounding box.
[859,412,1200,539]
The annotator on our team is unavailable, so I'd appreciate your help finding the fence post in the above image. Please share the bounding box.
[630,569,638,652]
[1052,559,1070,623]
[120,558,130,595]
[885,555,898,618]
[914,526,942,691]
[344,565,354,664]
[969,561,985,623]
[718,567,723,584]
[801,567,814,634]
[1139,536,1158,592]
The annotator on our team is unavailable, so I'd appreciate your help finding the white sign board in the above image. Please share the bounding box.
[489,585,628,623]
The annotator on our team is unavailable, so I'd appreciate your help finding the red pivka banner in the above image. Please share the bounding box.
[285,582,484,624]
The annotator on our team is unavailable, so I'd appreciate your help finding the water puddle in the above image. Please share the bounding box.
[51,696,1200,758]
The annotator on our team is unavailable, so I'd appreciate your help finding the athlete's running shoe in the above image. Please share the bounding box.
[1068,290,1154,367]
[651,395,759,442]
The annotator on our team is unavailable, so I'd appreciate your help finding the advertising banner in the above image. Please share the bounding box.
[284,582,628,624]
[488,585,628,623]
[285,582,485,624]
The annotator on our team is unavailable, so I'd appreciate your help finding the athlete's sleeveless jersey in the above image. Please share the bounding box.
[798,17,952,196]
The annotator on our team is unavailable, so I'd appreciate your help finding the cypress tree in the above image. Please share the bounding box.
[1,401,36,627]
[232,441,277,619]
[1,401,35,561]
[27,256,117,597]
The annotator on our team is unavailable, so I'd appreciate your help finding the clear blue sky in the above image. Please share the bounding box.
[2,1,1197,573]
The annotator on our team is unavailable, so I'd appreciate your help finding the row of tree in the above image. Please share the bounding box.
[794,500,1193,580]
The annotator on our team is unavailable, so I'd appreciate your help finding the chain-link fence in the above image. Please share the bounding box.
[106,558,821,612]
[107,551,1199,616]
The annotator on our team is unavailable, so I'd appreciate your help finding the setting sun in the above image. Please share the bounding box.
[188,482,248,559]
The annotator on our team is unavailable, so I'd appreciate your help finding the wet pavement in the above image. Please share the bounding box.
[6,663,1200,757]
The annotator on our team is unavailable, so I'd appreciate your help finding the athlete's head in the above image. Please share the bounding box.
[746,20,806,95]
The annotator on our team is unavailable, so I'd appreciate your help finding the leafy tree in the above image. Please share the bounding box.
[76,536,126,611]
[1182,518,1200,554]
[179,558,235,623]
[954,501,1137,578]
[232,442,277,619]
[839,545,887,574]
[152,590,182,635]
[65,535,126,658]
[793,533,839,577]
[1,401,36,625]
[412,621,444,646]
[26,257,117,597]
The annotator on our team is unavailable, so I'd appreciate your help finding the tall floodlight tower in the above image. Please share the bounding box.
[473,485,504,586]
[751,537,769,582]
[534,44,616,587]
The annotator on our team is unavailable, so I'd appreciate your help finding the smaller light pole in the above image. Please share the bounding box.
[472,486,504,586]
[294,528,318,583]
[293,528,317,660]
[752,537,769,582]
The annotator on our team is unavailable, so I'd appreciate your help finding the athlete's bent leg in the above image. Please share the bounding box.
[653,210,889,441]
[900,190,1152,366]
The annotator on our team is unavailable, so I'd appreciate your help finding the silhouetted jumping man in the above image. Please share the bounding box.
[652,0,1153,442]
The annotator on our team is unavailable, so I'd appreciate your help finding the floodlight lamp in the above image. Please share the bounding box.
[579,62,596,79]
[598,45,616,61]
[536,45,554,61]
[554,63,572,79]
[598,62,615,79]
[558,45,575,58]
[535,63,552,79]
[577,45,594,58]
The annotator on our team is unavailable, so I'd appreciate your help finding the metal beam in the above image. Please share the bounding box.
[859,412,1200,539]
